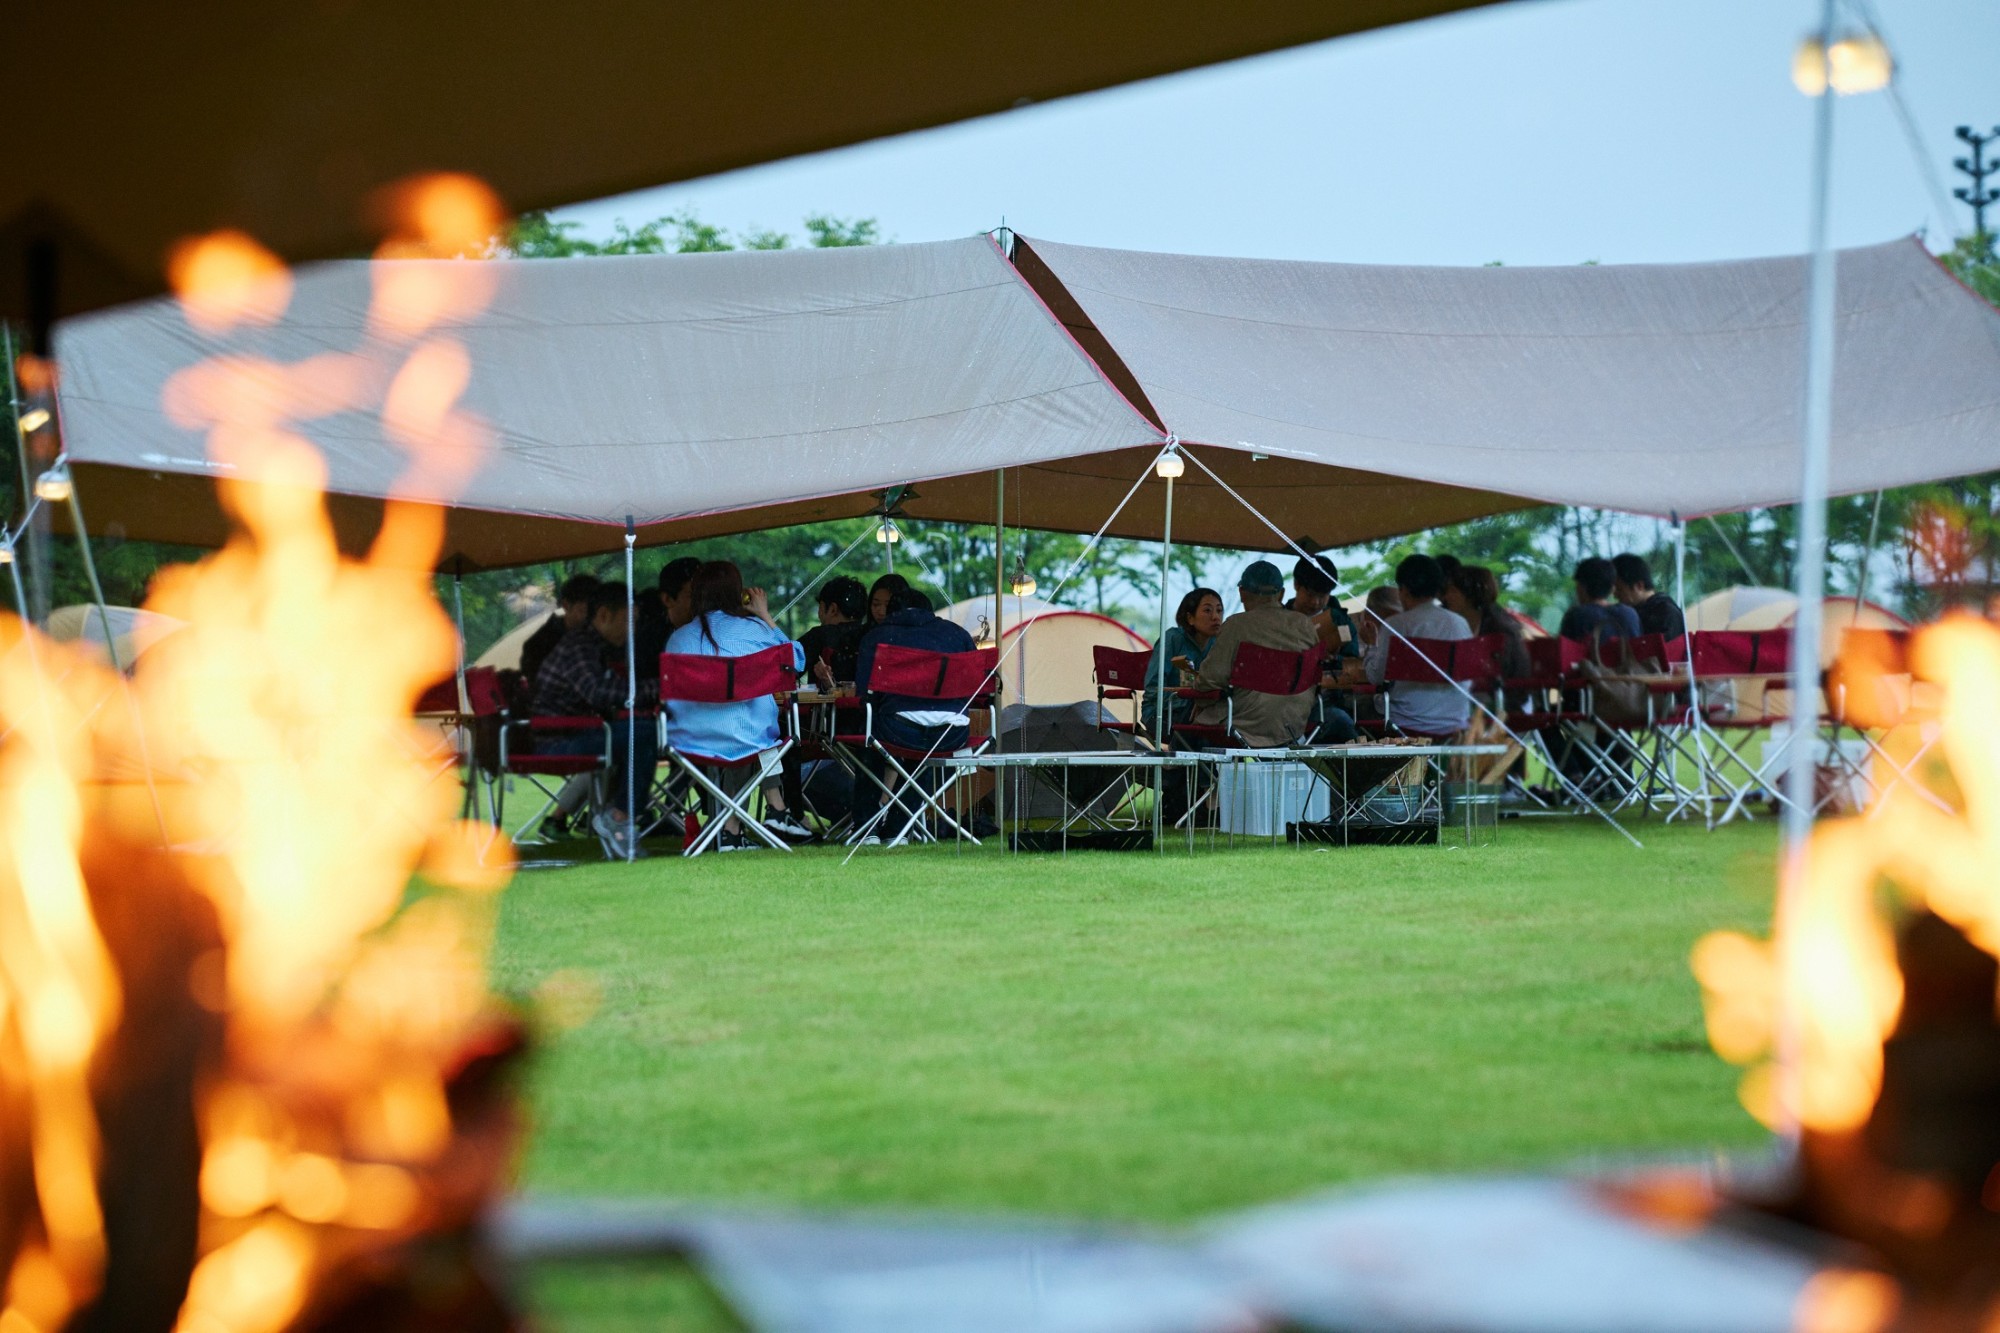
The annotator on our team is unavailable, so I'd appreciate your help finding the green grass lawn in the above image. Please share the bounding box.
[492,817,1780,1327]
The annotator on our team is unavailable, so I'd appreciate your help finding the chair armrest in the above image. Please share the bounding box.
[521,715,608,732]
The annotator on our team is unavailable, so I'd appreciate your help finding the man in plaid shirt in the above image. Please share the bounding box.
[532,582,658,856]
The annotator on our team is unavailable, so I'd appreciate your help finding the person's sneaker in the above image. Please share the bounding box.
[763,811,814,842]
[847,832,883,848]
[592,809,638,859]
[717,830,755,852]
[533,814,571,844]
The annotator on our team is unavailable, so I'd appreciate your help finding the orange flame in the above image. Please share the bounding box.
[1694,615,2000,1133]
[0,179,518,1332]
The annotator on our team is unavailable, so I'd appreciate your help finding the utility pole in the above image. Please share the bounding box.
[1955,125,2000,257]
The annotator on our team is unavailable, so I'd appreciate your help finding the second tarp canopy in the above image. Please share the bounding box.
[52,232,2000,568]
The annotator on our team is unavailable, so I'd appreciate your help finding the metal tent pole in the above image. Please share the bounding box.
[1776,0,1842,1151]
[993,469,1006,835]
[1151,447,1179,848]
[624,519,639,862]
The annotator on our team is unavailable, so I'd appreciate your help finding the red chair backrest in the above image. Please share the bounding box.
[463,665,508,718]
[1837,627,1910,676]
[413,675,460,714]
[1383,635,1495,686]
[1229,641,1324,695]
[660,643,798,704]
[1093,645,1156,691]
[1688,630,1790,678]
[1525,636,1590,680]
[868,644,1000,700]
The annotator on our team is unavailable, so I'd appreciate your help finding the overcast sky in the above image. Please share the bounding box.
[556,0,1998,267]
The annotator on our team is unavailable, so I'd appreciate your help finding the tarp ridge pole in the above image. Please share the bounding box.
[1152,438,1180,850]
[1777,0,1842,1153]
[994,468,1006,834]
[1175,444,1641,848]
[624,517,638,863]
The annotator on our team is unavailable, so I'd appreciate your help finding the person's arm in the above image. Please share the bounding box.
[1363,620,1392,685]
[1194,621,1239,691]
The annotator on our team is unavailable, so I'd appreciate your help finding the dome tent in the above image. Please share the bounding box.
[940,594,1149,707]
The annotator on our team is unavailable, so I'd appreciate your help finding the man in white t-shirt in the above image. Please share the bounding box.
[1356,554,1472,737]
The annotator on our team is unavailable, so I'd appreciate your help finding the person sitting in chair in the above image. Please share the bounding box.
[848,588,976,846]
[1343,554,1471,738]
[664,561,813,851]
[1611,553,1685,639]
[520,573,600,691]
[531,581,660,858]
[800,575,868,688]
[1141,587,1223,735]
[1188,560,1322,748]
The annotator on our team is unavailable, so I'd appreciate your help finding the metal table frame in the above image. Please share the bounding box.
[936,751,1202,854]
[1205,742,1511,848]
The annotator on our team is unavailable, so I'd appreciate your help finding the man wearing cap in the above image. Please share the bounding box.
[1188,560,1323,747]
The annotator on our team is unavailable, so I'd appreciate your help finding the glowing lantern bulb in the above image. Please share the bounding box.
[1009,558,1037,598]
[16,407,50,434]
[875,520,899,544]
[33,465,71,503]
[1155,451,1185,480]
[1828,33,1892,94]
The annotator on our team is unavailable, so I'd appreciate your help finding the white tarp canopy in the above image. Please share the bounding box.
[1015,234,2000,519]
[51,231,2000,569]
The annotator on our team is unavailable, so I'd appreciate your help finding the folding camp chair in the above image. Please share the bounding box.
[463,665,615,850]
[1498,635,1593,807]
[1092,644,1222,745]
[1824,627,1948,817]
[659,643,801,856]
[846,643,999,846]
[1360,635,1495,739]
[1653,630,1794,826]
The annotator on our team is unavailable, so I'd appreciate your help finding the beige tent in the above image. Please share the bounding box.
[1685,587,1911,720]
[940,596,1149,707]
[44,604,184,666]
[473,614,559,673]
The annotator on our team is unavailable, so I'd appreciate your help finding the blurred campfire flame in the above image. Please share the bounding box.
[0,176,524,1332]
[1694,613,2000,1326]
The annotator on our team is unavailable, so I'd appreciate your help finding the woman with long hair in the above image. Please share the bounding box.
[664,560,811,850]
[866,572,911,628]
[1142,586,1224,734]
[1443,565,1530,681]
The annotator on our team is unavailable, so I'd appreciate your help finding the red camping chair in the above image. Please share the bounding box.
[848,643,999,846]
[1092,644,1221,742]
[659,643,800,856]
[1361,635,1494,739]
[1659,629,1795,826]
[1217,640,1325,746]
[465,665,614,852]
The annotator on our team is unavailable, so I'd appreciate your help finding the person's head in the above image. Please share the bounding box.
[868,573,910,624]
[658,556,702,627]
[1611,553,1655,605]
[1290,553,1339,615]
[1365,585,1403,621]
[558,573,601,630]
[1433,553,1463,584]
[1394,554,1446,605]
[889,587,934,617]
[689,561,753,648]
[588,582,631,646]
[1574,556,1616,604]
[1447,565,1503,623]
[816,575,867,625]
[1176,587,1225,641]
[1237,559,1286,610]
